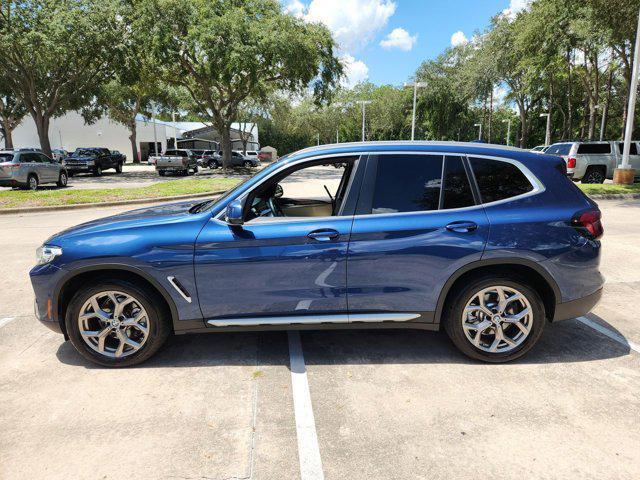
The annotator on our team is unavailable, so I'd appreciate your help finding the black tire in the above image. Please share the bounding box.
[115,162,123,173]
[158,170,166,177]
[209,160,220,169]
[443,274,546,363]
[65,280,171,367]
[581,166,606,184]
[243,161,252,168]
[56,171,68,188]
[193,165,199,174]
[93,165,103,176]
[25,174,38,190]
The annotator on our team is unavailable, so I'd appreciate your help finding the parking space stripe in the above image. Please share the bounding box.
[288,330,324,480]
[0,317,15,328]
[576,316,640,354]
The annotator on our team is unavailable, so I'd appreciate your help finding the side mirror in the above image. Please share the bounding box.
[225,199,244,225]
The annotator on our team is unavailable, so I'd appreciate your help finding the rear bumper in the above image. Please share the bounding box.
[553,287,603,322]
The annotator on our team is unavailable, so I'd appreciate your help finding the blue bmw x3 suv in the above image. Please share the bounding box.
[30,142,604,366]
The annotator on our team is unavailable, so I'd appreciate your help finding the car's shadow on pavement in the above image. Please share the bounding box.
[55,314,632,369]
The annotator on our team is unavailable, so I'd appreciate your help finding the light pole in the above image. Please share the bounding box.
[502,119,511,146]
[616,8,640,183]
[474,123,482,141]
[539,112,551,146]
[358,100,372,142]
[151,103,158,155]
[336,129,339,143]
[316,133,320,146]
[404,82,427,141]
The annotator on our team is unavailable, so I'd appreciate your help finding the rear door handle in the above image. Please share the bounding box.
[307,229,340,242]
[445,221,478,233]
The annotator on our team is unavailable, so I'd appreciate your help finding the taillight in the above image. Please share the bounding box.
[567,157,577,168]
[571,208,603,240]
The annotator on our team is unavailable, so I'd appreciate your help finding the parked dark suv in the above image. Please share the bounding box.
[30,142,603,366]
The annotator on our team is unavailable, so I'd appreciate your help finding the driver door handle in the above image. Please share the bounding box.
[307,229,339,242]
[445,221,478,233]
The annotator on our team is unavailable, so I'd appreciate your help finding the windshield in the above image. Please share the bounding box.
[189,159,288,214]
[73,149,97,157]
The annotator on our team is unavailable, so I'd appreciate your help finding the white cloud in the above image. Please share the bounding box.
[379,28,417,51]
[450,30,468,47]
[290,0,396,52]
[341,54,369,88]
[283,0,306,17]
[502,0,530,19]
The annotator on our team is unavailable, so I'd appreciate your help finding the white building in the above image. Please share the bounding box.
[9,112,259,161]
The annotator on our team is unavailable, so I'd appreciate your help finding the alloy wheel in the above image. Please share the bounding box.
[28,176,38,190]
[78,291,150,358]
[461,285,532,353]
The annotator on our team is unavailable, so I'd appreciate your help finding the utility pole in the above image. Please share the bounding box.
[540,113,551,146]
[316,133,320,146]
[358,100,372,142]
[615,7,640,184]
[474,123,482,141]
[404,82,427,140]
[336,130,339,143]
[502,119,511,146]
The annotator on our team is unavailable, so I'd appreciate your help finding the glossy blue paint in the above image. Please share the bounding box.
[29,141,604,335]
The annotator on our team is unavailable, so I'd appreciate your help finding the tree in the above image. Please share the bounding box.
[0,80,26,149]
[140,0,342,168]
[0,0,124,156]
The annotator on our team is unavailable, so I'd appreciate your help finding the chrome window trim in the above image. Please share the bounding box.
[214,149,545,225]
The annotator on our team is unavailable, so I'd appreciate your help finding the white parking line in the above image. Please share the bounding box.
[0,317,15,328]
[576,316,640,354]
[288,330,324,480]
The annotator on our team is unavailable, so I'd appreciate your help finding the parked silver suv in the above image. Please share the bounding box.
[546,141,640,183]
[0,150,68,190]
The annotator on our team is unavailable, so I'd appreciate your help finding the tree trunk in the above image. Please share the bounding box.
[1,119,13,149]
[219,123,233,169]
[601,64,614,141]
[33,111,52,157]
[488,87,493,143]
[129,121,139,163]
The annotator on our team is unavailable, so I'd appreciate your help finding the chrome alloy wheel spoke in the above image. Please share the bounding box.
[461,285,532,354]
[78,291,150,359]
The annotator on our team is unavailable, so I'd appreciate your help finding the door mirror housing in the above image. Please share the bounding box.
[225,199,244,225]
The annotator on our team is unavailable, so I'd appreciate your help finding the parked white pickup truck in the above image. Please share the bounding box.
[546,140,640,183]
[151,149,199,176]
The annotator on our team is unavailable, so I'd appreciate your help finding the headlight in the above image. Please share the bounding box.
[86,160,95,165]
[36,245,62,265]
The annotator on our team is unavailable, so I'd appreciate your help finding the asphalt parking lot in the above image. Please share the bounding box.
[1,198,639,479]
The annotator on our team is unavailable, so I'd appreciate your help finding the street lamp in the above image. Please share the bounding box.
[172,112,179,149]
[539,112,551,146]
[358,100,372,142]
[501,119,511,146]
[474,123,482,141]
[404,82,427,141]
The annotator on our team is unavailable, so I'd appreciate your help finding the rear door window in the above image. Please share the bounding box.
[469,157,533,204]
[577,143,611,154]
[546,143,572,155]
[442,156,475,209]
[0,153,14,163]
[371,154,443,214]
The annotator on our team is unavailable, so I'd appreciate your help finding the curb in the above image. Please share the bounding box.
[0,190,225,215]
[588,193,640,200]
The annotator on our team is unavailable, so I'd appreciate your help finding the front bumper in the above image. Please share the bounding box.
[553,287,603,322]
[65,165,93,172]
[30,263,66,334]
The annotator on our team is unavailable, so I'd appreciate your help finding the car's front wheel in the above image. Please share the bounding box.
[57,171,68,188]
[444,276,545,363]
[65,280,170,367]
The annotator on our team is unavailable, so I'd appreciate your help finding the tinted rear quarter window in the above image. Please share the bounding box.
[372,154,443,214]
[616,143,638,155]
[442,156,475,209]
[577,143,611,154]
[0,153,14,163]
[470,157,533,203]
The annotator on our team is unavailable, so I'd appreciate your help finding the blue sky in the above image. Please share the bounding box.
[282,0,527,86]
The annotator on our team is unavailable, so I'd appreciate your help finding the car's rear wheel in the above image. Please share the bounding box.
[158,170,165,176]
[25,174,38,190]
[65,281,170,367]
[115,162,123,173]
[56,171,68,188]
[443,276,545,363]
[93,166,103,176]
[243,161,252,168]
[582,166,606,184]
